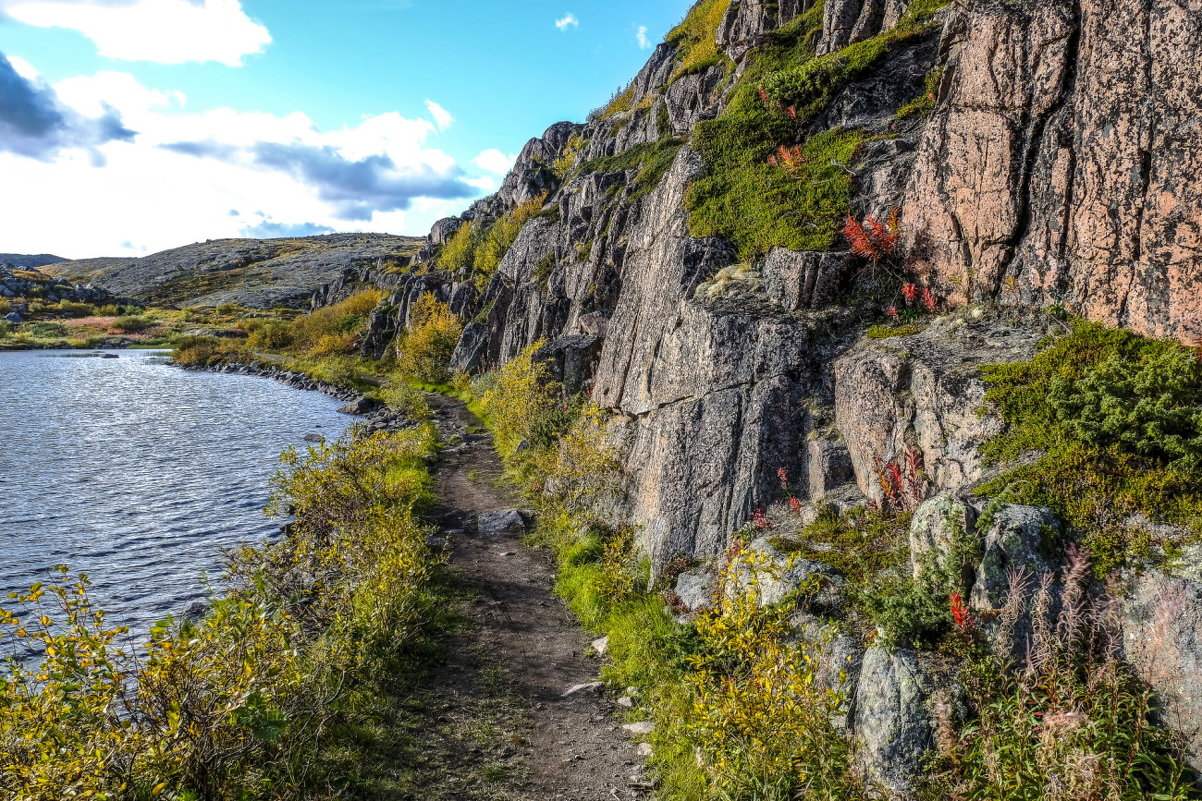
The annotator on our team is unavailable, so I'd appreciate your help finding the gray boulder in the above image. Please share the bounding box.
[852,646,933,798]
[1120,568,1202,773]
[734,537,844,610]
[970,503,1057,613]
[477,509,528,537]
[673,568,715,613]
[908,493,976,584]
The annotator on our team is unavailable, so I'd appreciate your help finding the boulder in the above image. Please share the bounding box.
[477,509,528,537]
[450,322,490,373]
[673,568,715,613]
[833,313,1042,505]
[1120,568,1202,772]
[969,503,1057,613]
[852,646,933,797]
[908,493,976,584]
[734,537,844,610]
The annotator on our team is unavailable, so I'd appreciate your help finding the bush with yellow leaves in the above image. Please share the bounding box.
[394,293,462,385]
[0,427,438,800]
[678,540,858,800]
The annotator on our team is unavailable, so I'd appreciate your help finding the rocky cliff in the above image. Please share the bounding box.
[315,0,1202,788]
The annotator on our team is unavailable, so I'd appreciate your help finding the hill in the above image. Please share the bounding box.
[0,253,68,269]
[45,233,423,308]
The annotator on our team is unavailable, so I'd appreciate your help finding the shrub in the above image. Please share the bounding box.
[474,342,566,463]
[288,290,384,351]
[1049,346,1202,472]
[979,319,1202,574]
[53,300,94,317]
[435,220,477,274]
[920,549,1201,799]
[395,293,462,384]
[246,319,292,349]
[665,0,734,81]
[0,429,438,800]
[110,315,153,333]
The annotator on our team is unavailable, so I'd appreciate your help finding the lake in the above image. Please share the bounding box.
[0,349,352,648]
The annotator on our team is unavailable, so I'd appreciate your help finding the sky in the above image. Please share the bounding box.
[0,0,695,259]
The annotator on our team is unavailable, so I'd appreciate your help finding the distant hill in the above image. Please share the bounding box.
[0,253,68,269]
[44,233,424,308]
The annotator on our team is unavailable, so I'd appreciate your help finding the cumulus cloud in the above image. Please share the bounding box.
[424,99,453,130]
[636,25,651,49]
[472,148,516,176]
[554,13,578,31]
[0,60,499,256]
[248,141,476,220]
[238,217,335,238]
[0,0,271,66]
[0,51,134,160]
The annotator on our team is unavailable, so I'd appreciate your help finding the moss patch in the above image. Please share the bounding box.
[977,319,1202,575]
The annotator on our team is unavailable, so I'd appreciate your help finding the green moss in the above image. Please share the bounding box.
[688,125,863,258]
[578,138,683,200]
[895,65,944,120]
[977,319,1202,575]
[665,0,735,82]
[866,322,924,339]
[683,0,946,260]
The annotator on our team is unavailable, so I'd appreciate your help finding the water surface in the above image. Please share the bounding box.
[0,350,352,645]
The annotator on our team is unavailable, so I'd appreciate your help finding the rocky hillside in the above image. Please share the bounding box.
[0,253,67,269]
[45,233,423,309]
[312,0,1202,792]
[1,263,125,321]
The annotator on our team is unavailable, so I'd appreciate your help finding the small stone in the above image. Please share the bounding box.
[617,696,634,708]
[622,721,655,736]
[562,681,603,697]
[591,635,609,655]
[637,742,653,757]
[477,509,527,536]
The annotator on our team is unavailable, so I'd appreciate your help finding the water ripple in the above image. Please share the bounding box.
[0,350,352,647]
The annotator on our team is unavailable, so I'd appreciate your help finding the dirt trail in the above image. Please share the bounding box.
[421,393,649,801]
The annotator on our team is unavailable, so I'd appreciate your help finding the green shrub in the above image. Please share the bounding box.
[22,321,68,339]
[665,0,734,81]
[110,315,153,333]
[288,290,384,351]
[246,319,292,349]
[1049,346,1202,472]
[435,221,478,274]
[0,428,439,799]
[579,139,683,201]
[979,319,1202,574]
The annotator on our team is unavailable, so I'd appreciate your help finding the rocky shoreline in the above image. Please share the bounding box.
[177,360,418,434]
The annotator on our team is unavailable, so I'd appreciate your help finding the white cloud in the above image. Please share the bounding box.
[424,99,453,131]
[472,148,516,176]
[554,13,578,31]
[0,67,499,257]
[0,0,271,66]
[636,25,651,49]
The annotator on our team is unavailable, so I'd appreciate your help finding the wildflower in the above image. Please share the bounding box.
[843,216,877,260]
[777,466,789,491]
[788,497,802,517]
[950,593,973,628]
[767,154,778,166]
[901,283,919,305]
[757,87,770,106]
[751,508,772,531]
[885,305,899,321]
[786,105,797,120]
[922,287,938,311]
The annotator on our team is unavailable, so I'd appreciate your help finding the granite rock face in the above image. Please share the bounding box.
[904,0,1202,345]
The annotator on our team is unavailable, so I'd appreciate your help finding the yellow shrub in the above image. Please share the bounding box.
[475,342,564,461]
[395,293,462,384]
[683,544,856,799]
[287,289,384,351]
[435,221,477,274]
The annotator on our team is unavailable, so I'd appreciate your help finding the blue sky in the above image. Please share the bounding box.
[0,0,694,257]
